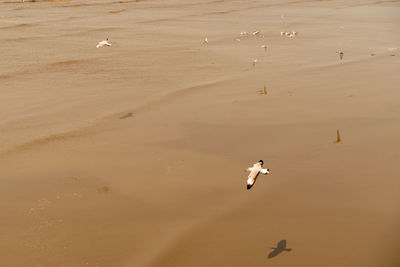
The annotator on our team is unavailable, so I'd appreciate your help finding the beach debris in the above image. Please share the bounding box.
[334,129,341,143]
[235,38,241,42]
[252,58,258,68]
[337,51,344,60]
[203,37,208,44]
[120,112,133,119]
[246,160,270,190]
[370,53,375,56]
[288,91,293,96]
[261,45,267,52]
[96,38,112,48]
[240,31,249,36]
[259,83,267,95]
[252,31,260,35]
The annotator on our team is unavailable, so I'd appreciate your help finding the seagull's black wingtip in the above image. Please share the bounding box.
[247,184,252,190]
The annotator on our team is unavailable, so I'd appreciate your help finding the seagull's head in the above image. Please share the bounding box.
[258,160,264,165]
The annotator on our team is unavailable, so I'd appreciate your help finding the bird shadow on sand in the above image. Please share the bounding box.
[120,112,133,119]
[268,240,292,258]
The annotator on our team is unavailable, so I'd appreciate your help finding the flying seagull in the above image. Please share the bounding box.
[96,38,112,48]
[246,160,270,190]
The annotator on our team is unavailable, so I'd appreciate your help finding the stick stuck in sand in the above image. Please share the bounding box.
[334,129,342,143]
[259,83,267,95]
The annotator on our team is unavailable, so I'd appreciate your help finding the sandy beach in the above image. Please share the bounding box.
[1,0,400,266]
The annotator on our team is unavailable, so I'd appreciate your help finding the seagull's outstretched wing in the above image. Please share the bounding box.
[261,169,269,174]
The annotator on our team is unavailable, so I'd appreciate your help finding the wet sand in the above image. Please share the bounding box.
[1,0,400,266]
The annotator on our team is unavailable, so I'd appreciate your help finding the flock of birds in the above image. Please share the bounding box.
[280,31,298,38]
[95,29,346,190]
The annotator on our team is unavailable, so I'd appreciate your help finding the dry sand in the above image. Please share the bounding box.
[1,0,400,266]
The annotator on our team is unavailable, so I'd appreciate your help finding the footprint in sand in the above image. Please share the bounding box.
[97,186,112,194]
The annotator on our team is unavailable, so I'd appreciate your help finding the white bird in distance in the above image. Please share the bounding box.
[96,38,112,48]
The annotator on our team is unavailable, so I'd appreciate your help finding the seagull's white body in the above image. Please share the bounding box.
[246,160,269,190]
[252,58,258,67]
[204,37,208,44]
[96,39,112,48]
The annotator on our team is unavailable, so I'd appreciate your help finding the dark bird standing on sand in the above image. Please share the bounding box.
[337,51,344,60]
[246,160,270,190]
